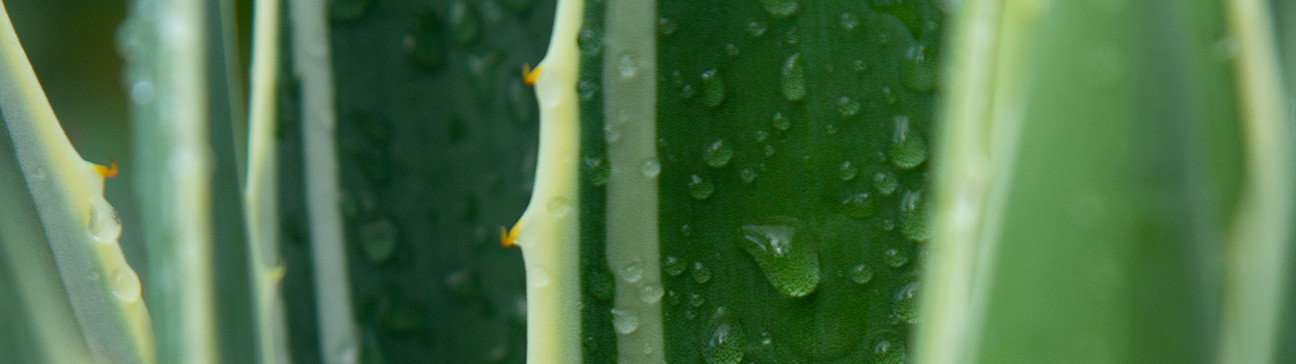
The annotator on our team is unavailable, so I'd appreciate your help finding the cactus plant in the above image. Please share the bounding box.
[1,0,1294,363]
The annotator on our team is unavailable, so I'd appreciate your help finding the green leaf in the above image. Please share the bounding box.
[121,0,256,361]
[916,0,1293,362]
[514,0,944,362]
[0,1,153,362]
[275,0,555,362]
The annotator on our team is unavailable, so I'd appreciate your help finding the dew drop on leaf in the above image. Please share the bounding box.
[781,53,805,102]
[737,224,820,297]
[701,69,726,108]
[705,140,733,168]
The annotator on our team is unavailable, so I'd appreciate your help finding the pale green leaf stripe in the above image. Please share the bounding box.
[245,0,290,362]
[0,0,154,362]
[288,0,361,363]
[516,0,585,362]
[602,0,663,362]
[1219,0,1293,362]
[914,0,1007,362]
[123,0,220,361]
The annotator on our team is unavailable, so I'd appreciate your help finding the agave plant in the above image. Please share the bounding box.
[1,0,1293,363]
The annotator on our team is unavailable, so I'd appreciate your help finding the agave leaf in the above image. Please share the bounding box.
[245,0,291,362]
[285,0,362,362]
[0,1,153,362]
[516,0,944,362]
[281,0,556,361]
[121,0,256,361]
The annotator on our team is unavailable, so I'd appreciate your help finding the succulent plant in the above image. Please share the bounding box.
[1,0,1293,363]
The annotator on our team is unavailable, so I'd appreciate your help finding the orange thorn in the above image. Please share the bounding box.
[94,158,119,178]
[500,223,521,247]
[522,63,542,86]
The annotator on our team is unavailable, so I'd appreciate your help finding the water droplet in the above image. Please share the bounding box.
[484,341,510,363]
[754,130,769,142]
[746,21,768,38]
[841,193,877,219]
[658,17,678,37]
[759,0,799,18]
[667,290,681,306]
[839,13,860,31]
[884,248,909,268]
[702,321,746,364]
[781,53,805,102]
[88,197,122,243]
[445,269,475,297]
[705,140,733,168]
[851,264,874,285]
[585,156,610,186]
[664,255,686,276]
[737,224,820,297]
[701,69,726,108]
[621,260,644,283]
[675,84,695,100]
[873,172,899,195]
[881,219,896,231]
[641,158,661,178]
[853,59,868,73]
[839,161,857,181]
[772,112,790,131]
[760,331,773,345]
[110,268,141,301]
[578,28,603,57]
[640,284,665,304]
[329,0,375,21]
[617,53,643,80]
[467,52,504,103]
[405,11,447,69]
[578,79,599,101]
[739,168,758,184]
[529,266,551,287]
[611,308,640,334]
[689,174,715,200]
[900,43,937,92]
[690,293,706,307]
[548,196,573,217]
[892,281,919,324]
[881,86,897,104]
[724,43,740,57]
[361,217,398,263]
[874,339,907,364]
[891,116,927,169]
[130,80,154,104]
[604,124,622,143]
[837,96,860,118]
[692,261,712,284]
[763,144,777,157]
[447,1,480,44]
[899,190,932,241]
